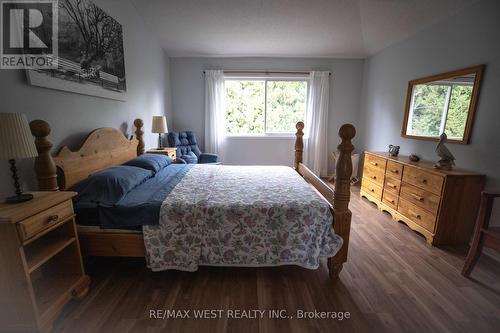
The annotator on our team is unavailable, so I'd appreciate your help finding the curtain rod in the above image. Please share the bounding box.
[203,70,331,76]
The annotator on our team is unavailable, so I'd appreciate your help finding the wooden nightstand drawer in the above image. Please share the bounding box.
[147,148,176,160]
[167,150,176,160]
[18,200,73,241]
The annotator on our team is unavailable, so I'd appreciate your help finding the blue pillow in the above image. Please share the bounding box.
[72,166,153,205]
[123,153,172,173]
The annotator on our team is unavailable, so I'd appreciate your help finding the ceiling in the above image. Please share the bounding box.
[131,0,479,58]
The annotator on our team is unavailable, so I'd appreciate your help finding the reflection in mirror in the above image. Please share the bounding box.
[402,65,484,144]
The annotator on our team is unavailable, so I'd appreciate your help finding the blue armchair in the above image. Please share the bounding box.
[167,131,220,164]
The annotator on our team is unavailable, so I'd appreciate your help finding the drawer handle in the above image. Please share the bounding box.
[390,200,395,203]
[391,169,399,174]
[371,189,375,192]
[387,182,397,189]
[46,214,59,223]
[411,194,424,202]
[370,162,378,166]
[417,178,427,184]
[409,210,421,219]
[371,176,377,180]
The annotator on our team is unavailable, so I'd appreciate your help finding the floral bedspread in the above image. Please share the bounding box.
[143,165,342,272]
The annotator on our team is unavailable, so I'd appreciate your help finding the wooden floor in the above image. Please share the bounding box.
[53,186,500,333]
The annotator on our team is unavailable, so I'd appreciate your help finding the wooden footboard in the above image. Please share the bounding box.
[294,122,355,280]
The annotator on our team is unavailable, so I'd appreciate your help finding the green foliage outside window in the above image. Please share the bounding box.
[445,85,472,138]
[409,83,472,140]
[225,80,265,134]
[266,81,307,133]
[225,79,306,134]
[410,84,448,137]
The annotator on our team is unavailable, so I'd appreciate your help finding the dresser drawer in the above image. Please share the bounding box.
[17,200,74,241]
[384,177,401,194]
[402,166,444,195]
[400,183,440,214]
[362,177,383,200]
[364,154,387,173]
[382,191,399,210]
[363,166,385,186]
[386,161,403,180]
[398,198,437,233]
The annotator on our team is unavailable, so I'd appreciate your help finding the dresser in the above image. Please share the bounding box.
[0,192,90,332]
[360,151,485,245]
[146,147,177,160]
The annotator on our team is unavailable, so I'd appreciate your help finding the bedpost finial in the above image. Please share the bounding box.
[30,119,51,138]
[296,121,304,131]
[29,119,58,191]
[134,118,145,156]
[294,121,304,171]
[134,118,144,129]
[339,124,355,141]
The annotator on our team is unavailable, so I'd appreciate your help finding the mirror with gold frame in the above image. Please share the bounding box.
[401,65,484,144]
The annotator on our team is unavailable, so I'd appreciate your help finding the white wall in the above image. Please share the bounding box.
[170,57,364,172]
[0,0,171,196]
[359,0,500,225]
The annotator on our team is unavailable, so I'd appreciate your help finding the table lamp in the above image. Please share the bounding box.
[0,113,38,203]
[152,116,168,149]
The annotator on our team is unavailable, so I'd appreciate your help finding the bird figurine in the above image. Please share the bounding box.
[434,133,455,170]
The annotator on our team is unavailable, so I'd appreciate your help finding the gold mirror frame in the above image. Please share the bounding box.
[401,65,484,144]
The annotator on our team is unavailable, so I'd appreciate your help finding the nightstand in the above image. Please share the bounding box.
[146,147,177,160]
[0,191,90,332]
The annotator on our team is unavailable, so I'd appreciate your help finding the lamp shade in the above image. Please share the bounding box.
[152,116,168,133]
[0,113,38,160]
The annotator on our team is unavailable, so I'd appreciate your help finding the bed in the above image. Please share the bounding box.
[30,119,355,279]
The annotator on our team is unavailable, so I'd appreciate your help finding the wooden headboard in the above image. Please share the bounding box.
[30,119,145,190]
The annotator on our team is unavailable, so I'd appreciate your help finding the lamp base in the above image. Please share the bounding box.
[158,133,163,149]
[6,193,33,204]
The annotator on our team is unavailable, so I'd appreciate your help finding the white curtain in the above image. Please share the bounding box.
[304,71,330,177]
[204,69,225,154]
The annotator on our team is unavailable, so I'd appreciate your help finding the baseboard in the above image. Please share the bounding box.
[482,248,500,263]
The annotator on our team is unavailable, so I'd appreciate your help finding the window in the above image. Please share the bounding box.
[224,78,307,135]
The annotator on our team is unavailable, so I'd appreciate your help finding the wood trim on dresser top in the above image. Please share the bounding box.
[30,119,355,281]
[361,151,485,246]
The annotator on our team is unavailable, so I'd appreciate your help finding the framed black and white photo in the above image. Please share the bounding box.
[26,0,127,101]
